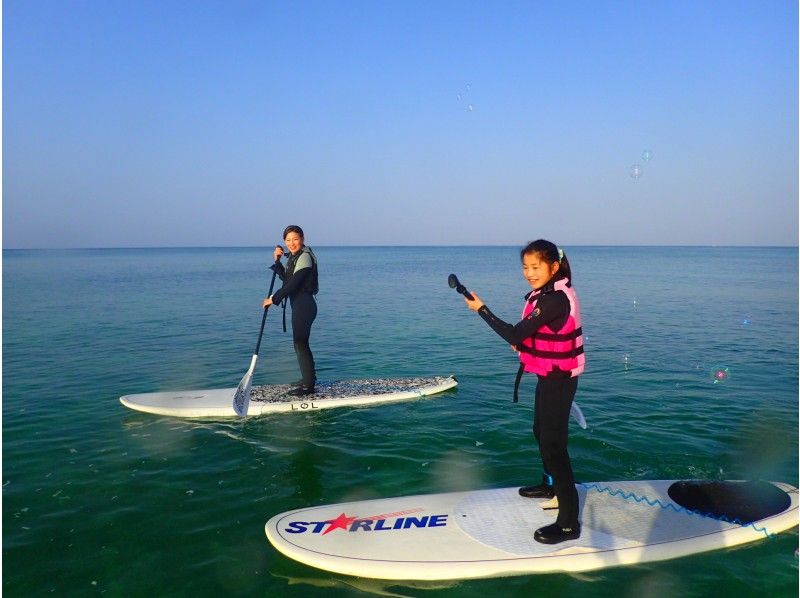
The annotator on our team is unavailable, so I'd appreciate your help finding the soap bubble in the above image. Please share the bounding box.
[456,93,462,101]
[467,104,474,112]
[630,164,643,179]
[642,149,653,161]
[712,367,729,383]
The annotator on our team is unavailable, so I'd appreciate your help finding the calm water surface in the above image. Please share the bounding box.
[3,246,798,596]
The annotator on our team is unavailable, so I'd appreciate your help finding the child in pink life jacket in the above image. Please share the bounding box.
[463,239,585,544]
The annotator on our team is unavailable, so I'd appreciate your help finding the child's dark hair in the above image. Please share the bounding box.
[282,225,305,240]
[520,239,572,281]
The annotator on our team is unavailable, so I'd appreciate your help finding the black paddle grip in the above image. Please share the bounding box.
[447,273,474,301]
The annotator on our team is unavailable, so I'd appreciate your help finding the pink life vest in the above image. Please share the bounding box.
[518,278,585,377]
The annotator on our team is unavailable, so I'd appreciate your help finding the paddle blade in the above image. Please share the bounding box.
[233,355,258,416]
[232,377,252,417]
[570,401,587,429]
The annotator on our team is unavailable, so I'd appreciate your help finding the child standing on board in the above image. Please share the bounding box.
[463,239,585,544]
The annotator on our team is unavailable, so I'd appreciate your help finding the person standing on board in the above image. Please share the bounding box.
[462,239,585,544]
[263,225,319,396]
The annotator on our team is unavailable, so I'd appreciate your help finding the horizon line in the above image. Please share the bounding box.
[3,243,798,251]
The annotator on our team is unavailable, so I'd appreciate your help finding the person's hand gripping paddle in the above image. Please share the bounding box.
[233,249,283,417]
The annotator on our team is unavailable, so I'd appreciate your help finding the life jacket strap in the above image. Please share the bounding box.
[534,327,583,342]
[517,345,584,359]
[513,363,524,403]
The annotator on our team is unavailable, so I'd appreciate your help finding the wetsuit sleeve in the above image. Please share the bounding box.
[478,291,570,346]
[271,266,311,304]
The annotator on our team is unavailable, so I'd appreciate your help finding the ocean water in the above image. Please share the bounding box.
[2,246,798,597]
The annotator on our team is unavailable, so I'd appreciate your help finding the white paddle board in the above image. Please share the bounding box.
[265,479,798,580]
[120,375,457,418]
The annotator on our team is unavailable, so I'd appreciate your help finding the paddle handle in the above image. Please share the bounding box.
[254,258,281,356]
[448,273,474,301]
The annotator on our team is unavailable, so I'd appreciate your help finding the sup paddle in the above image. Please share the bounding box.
[448,273,588,429]
[233,250,283,417]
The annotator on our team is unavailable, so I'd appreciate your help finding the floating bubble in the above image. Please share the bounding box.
[630,164,642,179]
[466,83,471,93]
[456,93,462,101]
[467,104,474,112]
[712,367,729,383]
[642,149,653,161]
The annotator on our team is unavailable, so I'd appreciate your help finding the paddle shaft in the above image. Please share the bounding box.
[254,257,281,356]
[457,285,475,301]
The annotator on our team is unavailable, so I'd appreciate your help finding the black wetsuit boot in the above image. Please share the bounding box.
[519,473,555,498]
[534,522,581,544]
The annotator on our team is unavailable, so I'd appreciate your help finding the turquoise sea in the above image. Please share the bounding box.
[3,246,798,597]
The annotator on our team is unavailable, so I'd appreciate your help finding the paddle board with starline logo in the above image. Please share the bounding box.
[265,480,798,580]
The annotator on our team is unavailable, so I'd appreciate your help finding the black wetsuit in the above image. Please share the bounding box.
[477,278,580,529]
[271,247,318,389]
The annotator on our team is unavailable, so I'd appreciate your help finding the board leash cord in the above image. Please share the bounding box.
[578,482,775,539]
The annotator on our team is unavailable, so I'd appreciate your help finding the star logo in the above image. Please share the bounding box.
[322,512,359,535]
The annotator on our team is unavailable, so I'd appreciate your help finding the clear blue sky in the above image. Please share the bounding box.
[3,0,797,248]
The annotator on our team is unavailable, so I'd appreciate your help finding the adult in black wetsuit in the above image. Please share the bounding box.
[263,225,319,396]
[462,239,585,545]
